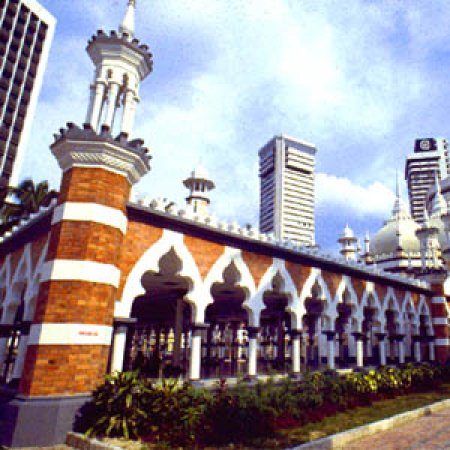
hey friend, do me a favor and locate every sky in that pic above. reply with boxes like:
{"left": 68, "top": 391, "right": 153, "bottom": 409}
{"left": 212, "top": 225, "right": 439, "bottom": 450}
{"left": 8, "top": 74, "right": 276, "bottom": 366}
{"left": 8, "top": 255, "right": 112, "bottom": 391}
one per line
{"left": 18, "top": 0, "right": 450, "bottom": 252}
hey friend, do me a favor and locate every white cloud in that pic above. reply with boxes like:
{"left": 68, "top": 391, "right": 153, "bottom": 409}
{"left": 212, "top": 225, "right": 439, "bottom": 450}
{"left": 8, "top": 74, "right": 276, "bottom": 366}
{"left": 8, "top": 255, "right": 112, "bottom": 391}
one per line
{"left": 316, "top": 173, "right": 395, "bottom": 218}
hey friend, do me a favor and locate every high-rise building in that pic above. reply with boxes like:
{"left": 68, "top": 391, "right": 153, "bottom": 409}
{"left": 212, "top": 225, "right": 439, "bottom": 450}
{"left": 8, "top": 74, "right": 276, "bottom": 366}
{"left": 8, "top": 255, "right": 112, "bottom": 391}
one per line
{"left": 0, "top": 0, "right": 55, "bottom": 190}
{"left": 259, "top": 134, "right": 316, "bottom": 246}
{"left": 405, "top": 138, "right": 450, "bottom": 223}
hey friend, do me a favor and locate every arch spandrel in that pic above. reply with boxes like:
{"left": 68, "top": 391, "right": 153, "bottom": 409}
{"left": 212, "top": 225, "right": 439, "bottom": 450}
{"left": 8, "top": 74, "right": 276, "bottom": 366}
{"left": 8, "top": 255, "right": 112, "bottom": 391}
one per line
{"left": 30, "top": 234, "right": 50, "bottom": 272}
{"left": 351, "top": 278, "right": 366, "bottom": 305}
{"left": 117, "top": 222, "right": 163, "bottom": 299}
{"left": 375, "top": 284, "right": 387, "bottom": 307}
{"left": 184, "top": 235, "right": 225, "bottom": 280}
{"left": 321, "top": 271, "right": 341, "bottom": 299}
{"left": 285, "top": 262, "right": 311, "bottom": 296}
{"left": 394, "top": 288, "right": 406, "bottom": 310}
{"left": 241, "top": 251, "right": 273, "bottom": 288}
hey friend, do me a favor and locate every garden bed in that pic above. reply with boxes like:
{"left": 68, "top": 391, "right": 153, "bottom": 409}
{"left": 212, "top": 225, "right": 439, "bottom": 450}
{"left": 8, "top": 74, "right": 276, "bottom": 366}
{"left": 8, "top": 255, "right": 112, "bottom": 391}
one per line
{"left": 74, "top": 364, "right": 450, "bottom": 449}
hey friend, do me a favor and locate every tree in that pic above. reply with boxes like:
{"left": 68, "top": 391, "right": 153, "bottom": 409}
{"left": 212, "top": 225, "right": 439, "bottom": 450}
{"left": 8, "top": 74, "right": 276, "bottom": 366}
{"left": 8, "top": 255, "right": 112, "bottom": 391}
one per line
{"left": 0, "top": 179, "right": 58, "bottom": 232}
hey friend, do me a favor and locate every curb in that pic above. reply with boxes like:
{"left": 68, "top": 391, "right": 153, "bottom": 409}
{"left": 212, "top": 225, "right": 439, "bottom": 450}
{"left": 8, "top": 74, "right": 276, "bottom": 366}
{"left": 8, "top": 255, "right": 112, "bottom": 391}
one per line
{"left": 288, "top": 397, "right": 450, "bottom": 450}
{"left": 66, "top": 432, "right": 122, "bottom": 450}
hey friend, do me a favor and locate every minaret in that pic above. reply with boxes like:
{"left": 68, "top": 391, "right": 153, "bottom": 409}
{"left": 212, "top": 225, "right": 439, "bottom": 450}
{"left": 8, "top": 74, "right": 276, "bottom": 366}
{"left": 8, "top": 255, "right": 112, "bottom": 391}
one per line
{"left": 416, "top": 209, "right": 440, "bottom": 271}
{"left": 183, "top": 166, "right": 215, "bottom": 218}
{"left": 338, "top": 224, "right": 358, "bottom": 261}
{"left": 431, "top": 171, "right": 447, "bottom": 218}
{"left": 16, "top": 2, "right": 153, "bottom": 444}
{"left": 85, "top": 0, "right": 152, "bottom": 136}
{"left": 361, "top": 232, "right": 373, "bottom": 264}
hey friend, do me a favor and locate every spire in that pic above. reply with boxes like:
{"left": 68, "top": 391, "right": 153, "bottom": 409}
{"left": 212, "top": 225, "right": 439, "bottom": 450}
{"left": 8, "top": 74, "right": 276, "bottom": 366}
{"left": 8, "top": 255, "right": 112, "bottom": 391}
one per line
{"left": 431, "top": 171, "right": 447, "bottom": 217}
{"left": 391, "top": 171, "right": 410, "bottom": 219}
{"left": 119, "top": 0, "right": 136, "bottom": 38}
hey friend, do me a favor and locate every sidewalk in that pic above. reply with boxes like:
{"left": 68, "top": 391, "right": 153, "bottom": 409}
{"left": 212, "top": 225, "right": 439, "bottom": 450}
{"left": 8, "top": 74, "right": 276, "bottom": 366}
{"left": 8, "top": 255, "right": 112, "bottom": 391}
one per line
{"left": 344, "top": 407, "right": 450, "bottom": 449}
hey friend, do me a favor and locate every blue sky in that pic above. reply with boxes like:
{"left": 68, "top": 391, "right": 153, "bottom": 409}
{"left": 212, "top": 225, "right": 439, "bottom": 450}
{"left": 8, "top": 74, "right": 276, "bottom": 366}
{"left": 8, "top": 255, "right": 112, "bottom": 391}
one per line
{"left": 19, "top": 0, "right": 450, "bottom": 252}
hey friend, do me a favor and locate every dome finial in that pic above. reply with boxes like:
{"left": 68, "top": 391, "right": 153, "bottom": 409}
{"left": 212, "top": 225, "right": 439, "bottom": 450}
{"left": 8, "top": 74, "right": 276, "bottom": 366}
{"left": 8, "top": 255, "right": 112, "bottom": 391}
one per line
{"left": 396, "top": 169, "right": 400, "bottom": 199}
{"left": 119, "top": 0, "right": 136, "bottom": 38}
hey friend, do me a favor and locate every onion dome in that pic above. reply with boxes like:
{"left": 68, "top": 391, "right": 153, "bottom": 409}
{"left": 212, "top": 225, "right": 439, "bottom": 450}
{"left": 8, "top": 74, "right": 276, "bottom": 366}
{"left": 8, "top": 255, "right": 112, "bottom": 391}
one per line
{"left": 371, "top": 176, "right": 420, "bottom": 255}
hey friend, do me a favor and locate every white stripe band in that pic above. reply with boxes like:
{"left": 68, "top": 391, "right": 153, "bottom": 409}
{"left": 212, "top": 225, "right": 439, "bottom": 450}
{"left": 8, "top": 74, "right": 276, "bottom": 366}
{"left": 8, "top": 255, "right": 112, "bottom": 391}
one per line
{"left": 432, "top": 297, "right": 447, "bottom": 304}
{"left": 52, "top": 202, "right": 127, "bottom": 234}
{"left": 42, "top": 260, "right": 121, "bottom": 287}
{"left": 433, "top": 318, "right": 448, "bottom": 325}
{"left": 435, "top": 338, "right": 449, "bottom": 346}
{"left": 28, "top": 323, "right": 112, "bottom": 346}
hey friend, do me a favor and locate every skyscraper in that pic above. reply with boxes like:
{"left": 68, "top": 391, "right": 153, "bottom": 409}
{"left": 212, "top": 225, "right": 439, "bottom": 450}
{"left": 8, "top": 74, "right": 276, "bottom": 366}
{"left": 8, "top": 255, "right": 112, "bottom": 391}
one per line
{"left": 405, "top": 138, "right": 450, "bottom": 223}
{"left": 259, "top": 134, "right": 316, "bottom": 246}
{"left": 0, "top": 0, "right": 55, "bottom": 191}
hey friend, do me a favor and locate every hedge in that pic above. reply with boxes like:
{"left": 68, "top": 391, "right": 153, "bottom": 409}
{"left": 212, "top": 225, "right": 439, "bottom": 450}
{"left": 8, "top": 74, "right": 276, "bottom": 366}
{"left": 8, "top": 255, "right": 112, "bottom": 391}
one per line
{"left": 74, "top": 363, "right": 450, "bottom": 447}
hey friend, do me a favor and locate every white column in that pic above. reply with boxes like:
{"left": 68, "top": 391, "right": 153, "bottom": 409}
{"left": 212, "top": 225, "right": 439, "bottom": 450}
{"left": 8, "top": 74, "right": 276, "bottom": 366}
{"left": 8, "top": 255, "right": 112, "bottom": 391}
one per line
{"left": 378, "top": 338, "right": 387, "bottom": 366}
{"left": 291, "top": 330, "right": 301, "bottom": 375}
{"left": 189, "top": 325, "right": 204, "bottom": 381}
{"left": 247, "top": 327, "right": 259, "bottom": 378}
{"left": 355, "top": 334, "right": 364, "bottom": 367}
{"left": 111, "top": 325, "right": 128, "bottom": 372}
{"left": 398, "top": 338, "right": 405, "bottom": 364}
{"left": 326, "top": 332, "right": 335, "bottom": 370}
{"left": 87, "top": 82, "right": 106, "bottom": 130}
{"left": 121, "top": 89, "right": 137, "bottom": 136}
{"left": 103, "top": 82, "right": 120, "bottom": 130}
{"left": 414, "top": 339, "right": 421, "bottom": 363}
{"left": 11, "top": 334, "right": 29, "bottom": 380}
{"left": 429, "top": 340, "right": 435, "bottom": 361}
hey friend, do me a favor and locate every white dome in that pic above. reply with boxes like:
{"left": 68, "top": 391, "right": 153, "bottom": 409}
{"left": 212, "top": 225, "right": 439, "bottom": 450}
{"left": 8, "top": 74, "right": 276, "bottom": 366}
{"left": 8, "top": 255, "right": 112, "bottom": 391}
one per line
{"left": 190, "top": 165, "right": 209, "bottom": 180}
{"left": 371, "top": 216, "right": 420, "bottom": 255}
{"left": 341, "top": 224, "right": 355, "bottom": 239}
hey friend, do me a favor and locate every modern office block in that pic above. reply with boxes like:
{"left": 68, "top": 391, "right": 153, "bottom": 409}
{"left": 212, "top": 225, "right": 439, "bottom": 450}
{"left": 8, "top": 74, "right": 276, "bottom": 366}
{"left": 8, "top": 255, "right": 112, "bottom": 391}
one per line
{"left": 405, "top": 138, "right": 450, "bottom": 223}
{"left": 259, "top": 134, "right": 316, "bottom": 246}
{"left": 0, "top": 0, "right": 55, "bottom": 190}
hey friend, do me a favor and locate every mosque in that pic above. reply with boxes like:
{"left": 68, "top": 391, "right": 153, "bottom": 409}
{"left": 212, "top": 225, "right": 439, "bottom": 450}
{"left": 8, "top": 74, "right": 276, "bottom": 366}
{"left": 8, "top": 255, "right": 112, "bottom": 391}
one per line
{"left": 0, "top": 1, "right": 450, "bottom": 447}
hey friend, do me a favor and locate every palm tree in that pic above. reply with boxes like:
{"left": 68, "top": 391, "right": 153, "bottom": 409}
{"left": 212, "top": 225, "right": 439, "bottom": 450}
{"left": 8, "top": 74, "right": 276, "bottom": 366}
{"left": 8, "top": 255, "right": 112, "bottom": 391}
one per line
{"left": 0, "top": 179, "right": 58, "bottom": 232}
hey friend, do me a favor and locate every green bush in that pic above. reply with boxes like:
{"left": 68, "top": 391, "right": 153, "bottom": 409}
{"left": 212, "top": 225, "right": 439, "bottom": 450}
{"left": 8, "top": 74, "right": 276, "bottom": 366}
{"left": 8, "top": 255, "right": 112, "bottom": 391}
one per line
{"left": 76, "top": 362, "right": 449, "bottom": 447}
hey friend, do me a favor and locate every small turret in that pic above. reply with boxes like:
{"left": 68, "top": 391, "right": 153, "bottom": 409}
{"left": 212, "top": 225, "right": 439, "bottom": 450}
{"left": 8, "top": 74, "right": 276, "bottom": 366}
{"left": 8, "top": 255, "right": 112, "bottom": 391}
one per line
{"left": 338, "top": 224, "right": 358, "bottom": 262}
{"left": 183, "top": 166, "right": 215, "bottom": 218}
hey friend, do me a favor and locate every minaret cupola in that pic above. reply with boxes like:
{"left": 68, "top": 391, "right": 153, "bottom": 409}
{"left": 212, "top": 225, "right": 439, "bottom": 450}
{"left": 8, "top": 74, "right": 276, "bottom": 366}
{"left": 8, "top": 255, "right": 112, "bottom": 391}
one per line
{"left": 85, "top": 0, "right": 153, "bottom": 137}
{"left": 338, "top": 224, "right": 358, "bottom": 261}
{"left": 183, "top": 166, "right": 215, "bottom": 218}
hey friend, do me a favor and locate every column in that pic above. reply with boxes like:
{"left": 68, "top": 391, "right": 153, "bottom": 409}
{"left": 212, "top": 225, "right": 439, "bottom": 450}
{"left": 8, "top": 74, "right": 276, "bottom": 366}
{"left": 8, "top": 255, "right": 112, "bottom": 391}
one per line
{"left": 397, "top": 335, "right": 405, "bottom": 364}
{"left": 324, "top": 331, "right": 336, "bottom": 370}
{"left": 247, "top": 327, "right": 259, "bottom": 378}
{"left": 429, "top": 338, "right": 436, "bottom": 361}
{"left": 413, "top": 336, "right": 421, "bottom": 363}
{"left": 353, "top": 332, "right": 364, "bottom": 368}
{"left": 103, "top": 81, "right": 120, "bottom": 129}
{"left": 375, "top": 333, "right": 386, "bottom": 366}
{"left": 173, "top": 297, "right": 184, "bottom": 366}
{"left": 110, "top": 319, "right": 135, "bottom": 373}
{"left": 189, "top": 323, "right": 208, "bottom": 381}
{"left": 86, "top": 81, "right": 106, "bottom": 130}
{"left": 290, "top": 329, "right": 302, "bottom": 376}
{"left": 121, "top": 89, "right": 137, "bottom": 136}
{"left": 10, "top": 322, "right": 32, "bottom": 384}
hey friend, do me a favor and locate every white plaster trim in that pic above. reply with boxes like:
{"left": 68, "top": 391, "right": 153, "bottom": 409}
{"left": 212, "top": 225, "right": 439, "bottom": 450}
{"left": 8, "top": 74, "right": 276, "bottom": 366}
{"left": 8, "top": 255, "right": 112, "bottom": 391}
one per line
{"left": 433, "top": 318, "right": 449, "bottom": 325}
{"left": 432, "top": 296, "right": 447, "bottom": 304}
{"left": 52, "top": 202, "right": 127, "bottom": 234}
{"left": 435, "top": 338, "right": 449, "bottom": 346}
{"left": 28, "top": 323, "right": 112, "bottom": 346}
{"left": 42, "top": 260, "right": 120, "bottom": 287}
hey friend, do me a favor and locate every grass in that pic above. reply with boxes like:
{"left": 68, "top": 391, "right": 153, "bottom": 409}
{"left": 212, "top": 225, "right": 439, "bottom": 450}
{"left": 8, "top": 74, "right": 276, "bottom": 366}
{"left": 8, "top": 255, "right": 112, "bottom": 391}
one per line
{"left": 103, "top": 384, "right": 450, "bottom": 450}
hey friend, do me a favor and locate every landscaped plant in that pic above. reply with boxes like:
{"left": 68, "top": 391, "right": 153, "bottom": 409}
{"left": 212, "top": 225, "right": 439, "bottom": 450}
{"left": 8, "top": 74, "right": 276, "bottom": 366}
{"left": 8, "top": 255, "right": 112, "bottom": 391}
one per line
{"left": 76, "top": 362, "right": 450, "bottom": 447}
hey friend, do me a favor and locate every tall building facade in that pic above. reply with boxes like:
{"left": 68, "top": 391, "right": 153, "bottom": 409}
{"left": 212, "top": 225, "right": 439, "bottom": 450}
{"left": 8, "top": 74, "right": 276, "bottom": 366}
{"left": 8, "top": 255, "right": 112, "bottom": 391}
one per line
{"left": 405, "top": 137, "right": 450, "bottom": 223}
{"left": 259, "top": 135, "right": 316, "bottom": 246}
{"left": 0, "top": 0, "right": 55, "bottom": 190}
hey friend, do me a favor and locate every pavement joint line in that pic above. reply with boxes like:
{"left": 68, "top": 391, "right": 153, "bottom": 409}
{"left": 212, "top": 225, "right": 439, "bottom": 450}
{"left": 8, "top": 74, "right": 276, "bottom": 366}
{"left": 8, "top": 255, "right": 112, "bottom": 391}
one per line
{"left": 287, "top": 397, "right": 450, "bottom": 450}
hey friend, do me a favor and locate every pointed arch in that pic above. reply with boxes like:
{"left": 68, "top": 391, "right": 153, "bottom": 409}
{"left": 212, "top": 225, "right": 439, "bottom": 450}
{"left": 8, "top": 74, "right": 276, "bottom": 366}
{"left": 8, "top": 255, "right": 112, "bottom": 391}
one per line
{"left": 360, "top": 282, "right": 383, "bottom": 327}
{"left": 203, "top": 246, "right": 258, "bottom": 325}
{"left": 118, "top": 229, "right": 208, "bottom": 322}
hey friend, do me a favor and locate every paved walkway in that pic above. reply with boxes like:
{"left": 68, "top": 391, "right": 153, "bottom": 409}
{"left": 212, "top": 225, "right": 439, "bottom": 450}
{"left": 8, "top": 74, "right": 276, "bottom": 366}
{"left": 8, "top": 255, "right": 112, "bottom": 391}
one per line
{"left": 342, "top": 407, "right": 450, "bottom": 450}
